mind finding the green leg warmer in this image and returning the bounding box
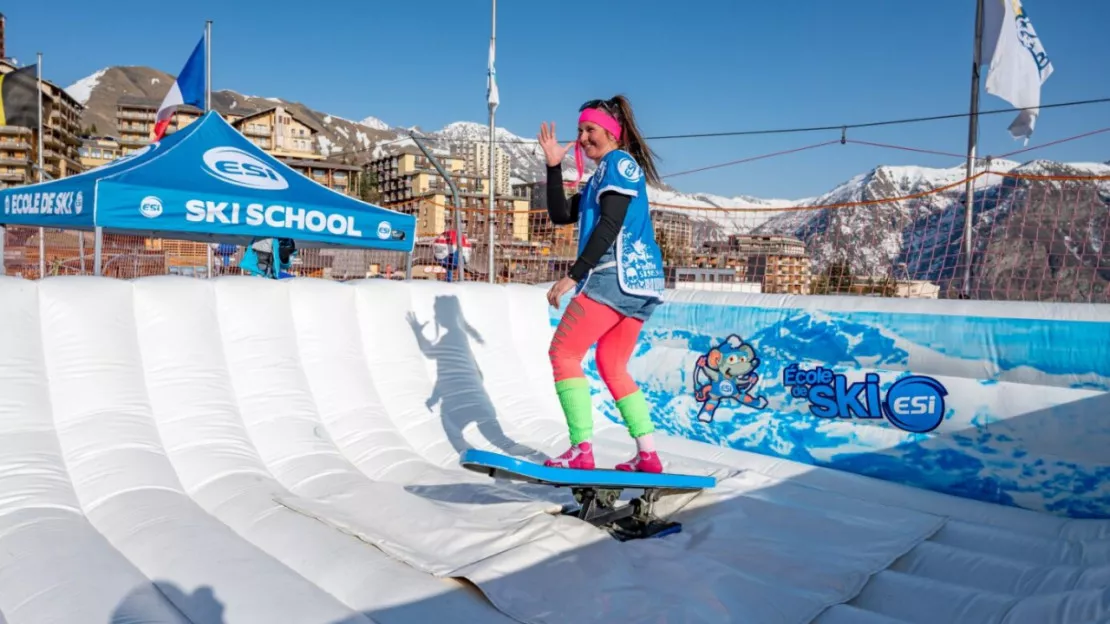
[555,377,593,444]
[615,390,655,438]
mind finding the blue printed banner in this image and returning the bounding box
[555,294,1110,519]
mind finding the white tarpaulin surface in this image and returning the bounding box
[0,275,1107,624]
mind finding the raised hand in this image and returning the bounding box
[537,122,575,167]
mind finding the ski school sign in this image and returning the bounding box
[782,364,949,433]
[3,190,85,217]
[183,199,366,238]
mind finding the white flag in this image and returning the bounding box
[981,0,1053,142]
[487,39,500,111]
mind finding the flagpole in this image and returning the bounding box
[205,20,214,278]
[486,0,497,284]
[205,20,212,112]
[960,0,985,298]
[37,52,45,280]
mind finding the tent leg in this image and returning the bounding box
[93,227,103,277]
[0,225,5,277]
[405,251,413,281]
[38,227,45,278]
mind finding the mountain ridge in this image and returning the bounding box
[64,65,1110,301]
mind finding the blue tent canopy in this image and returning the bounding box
[0,111,415,253]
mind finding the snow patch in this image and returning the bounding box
[64,68,108,105]
[359,116,391,131]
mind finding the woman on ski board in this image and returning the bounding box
[537,95,668,473]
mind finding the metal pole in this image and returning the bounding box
[410,131,465,280]
[205,20,214,278]
[37,52,45,279]
[94,227,102,276]
[960,0,985,298]
[205,21,212,112]
[486,0,497,284]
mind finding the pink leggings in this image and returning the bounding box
[549,293,643,401]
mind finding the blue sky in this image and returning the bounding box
[4,0,1108,199]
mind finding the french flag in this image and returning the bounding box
[152,35,206,141]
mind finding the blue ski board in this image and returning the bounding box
[460,449,716,491]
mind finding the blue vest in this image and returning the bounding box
[575,149,665,299]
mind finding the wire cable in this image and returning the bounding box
[660,140,840,179]
[312,96,1110,160]
[637,97,1110,143]
[997,126,1110,159]
[652,126,1110,185]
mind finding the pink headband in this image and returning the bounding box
[571,108,622,188]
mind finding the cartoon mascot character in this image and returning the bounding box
[693,334,768,423]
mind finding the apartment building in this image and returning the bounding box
[0,59,85,187]
[115,96,203,155]
[370,147,467,236]
[285,158,360,195]
[402,191,528,243]
[519,177,587,257]
[464,142,511,195]
[650,209,694,264]
[695,234,812,294]
[231,105,319,161]
[0,126,32,187]
[370,147,527,241]
[78,136,123,168]
[107,99,360,196]
[371,148,470,203]
[227,106,359,195]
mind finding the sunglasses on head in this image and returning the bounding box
[579,99,618,115]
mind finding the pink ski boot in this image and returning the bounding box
[543,441,595,469]
[615,451,663,473]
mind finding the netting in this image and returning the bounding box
[4,170,1107,303]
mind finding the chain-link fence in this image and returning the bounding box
[4,169,1107,303]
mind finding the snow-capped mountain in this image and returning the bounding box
[749,159,1110,299]
[380,120,588,182]
[358,116,391,132]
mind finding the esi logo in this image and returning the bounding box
[376,220,392,240]
[139,195,163,218]
[616,157,642,183]
[783,364,948,433]
[202,147,289,190]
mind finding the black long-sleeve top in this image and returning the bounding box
[545,165,630,281]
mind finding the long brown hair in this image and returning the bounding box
[587,95,662,186]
